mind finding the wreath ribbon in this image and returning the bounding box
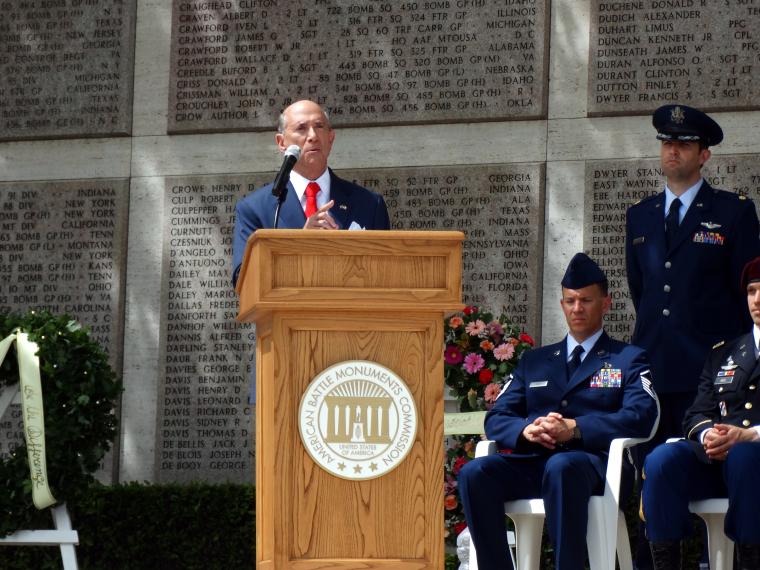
[0,330,56,510]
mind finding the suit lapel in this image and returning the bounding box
[546,342,568,387]
[329,171,351,229]
[731,333,759,380]
[667,182,713,254]
[276,182,307,228]
[644,194,667,257]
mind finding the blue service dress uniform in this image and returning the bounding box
[626,182,760,427]
[231,169,390,285]
[643,332,760,545]
[459,332,659,570]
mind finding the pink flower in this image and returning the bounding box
[444,345,464,365]
[493,343,515,361]
[487,321,504,337]
[449,316,464,328]
[484,382,502,403]
[465,319,486,336]
[463,353,485,374]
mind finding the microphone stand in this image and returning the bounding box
[273,187,287,229]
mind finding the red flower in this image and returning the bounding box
[478,368,494,384]
[452,456,468,475]
[454,522,467,535]
[463,306,478,315]
[519,333,535,346]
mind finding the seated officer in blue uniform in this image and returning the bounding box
[459,253,659,570]
[643,256,760,570]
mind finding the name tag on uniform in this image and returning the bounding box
[693,231,725,245]
[529,381,548,388]
[590,368,622,388]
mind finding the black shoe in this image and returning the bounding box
[737,543,760,570]
[649,541,680,570]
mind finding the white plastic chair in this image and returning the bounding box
[469,393,660,570]
[665,438,733,570]
[690,499,732,570]
[468,437,641,570]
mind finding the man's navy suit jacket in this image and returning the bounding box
[626,181,760,394]
[231,169,390,285]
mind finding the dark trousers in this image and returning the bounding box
[632,391,696,569]
[643,440,760,544]
[459,451,613,570]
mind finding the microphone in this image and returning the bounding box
[271,145,301,199]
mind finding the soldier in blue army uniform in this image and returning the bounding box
[459,253,659,570]
[643,256,760,570]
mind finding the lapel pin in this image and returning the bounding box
[339,204,348,210]
[553,350,561,357]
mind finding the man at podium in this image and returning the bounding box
[231,99,390,285]
[459,253,659,570]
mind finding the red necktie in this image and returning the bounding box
[305,182,320,218]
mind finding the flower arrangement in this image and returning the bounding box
[444,306,534,412]
[443,305,534,546]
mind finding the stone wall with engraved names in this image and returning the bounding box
[343,163,545,337]
[157,164,544,481]
[589,0,760,115]
[583,154,760,341]
[0,179,129,473]
[168,0,549,132]
[0,0,136,141]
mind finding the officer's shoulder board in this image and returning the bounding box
[630,193,660,208]
[714,188,749,203]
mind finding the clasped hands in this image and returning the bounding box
[702,423,760,461]
[522,412,576,450]
[303,200,339,230]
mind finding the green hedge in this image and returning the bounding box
[0,483,255,570]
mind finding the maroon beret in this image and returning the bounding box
[740,256,760,293]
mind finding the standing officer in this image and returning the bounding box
[643,256,760,570]
[626,104,760,569]
[626,104,760,442]
[459,253,659,570]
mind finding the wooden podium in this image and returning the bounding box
[236,230,463,570]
